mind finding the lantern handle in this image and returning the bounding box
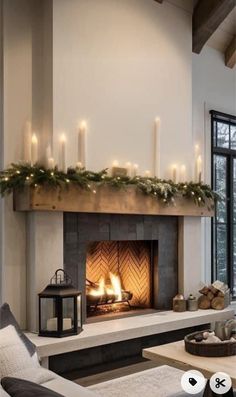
[50,268,72,285]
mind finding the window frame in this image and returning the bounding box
[211,110,236,298]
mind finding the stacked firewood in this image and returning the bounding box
[198,280,230,310]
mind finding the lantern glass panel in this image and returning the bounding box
[62,297,74,331]
[40,297,57,331]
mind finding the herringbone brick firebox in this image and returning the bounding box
[64,213,178,322]
[86,241,152,309]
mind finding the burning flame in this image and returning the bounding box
[89,277,105,296]
[89,272,122,301]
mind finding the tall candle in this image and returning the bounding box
[31,133,38,165]
[76,161,82,169]
[48,157,55,169]
[197,155,202,183]
[172,165,178,183]
[180,165,186,183]
[153,118,160,178]
[59,134,66,172]
[145,170,151,178]
[24,121,32,163]
[133,164,139,177]
[194,144,200,181]
[78,121,87,168]
[126,162,132,177]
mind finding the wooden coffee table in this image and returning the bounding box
[143,340,236,388]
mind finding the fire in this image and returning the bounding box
[89,272,122,301]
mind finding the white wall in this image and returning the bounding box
[1,0,33,327]
[53,0,193,179]
[1,0,53,327]
[51,0,208,306]
[192,46,236,283]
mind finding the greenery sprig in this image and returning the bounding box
[0,163,219,208]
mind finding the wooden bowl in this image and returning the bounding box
[185,330,236,357]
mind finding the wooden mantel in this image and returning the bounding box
[13,185,214,217]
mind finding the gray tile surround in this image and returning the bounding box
[64,214,178,321]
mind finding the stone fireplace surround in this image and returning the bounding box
[64,213,178,322]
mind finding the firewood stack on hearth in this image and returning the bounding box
[198,280,230,310]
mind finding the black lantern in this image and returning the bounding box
[38,269,82,338]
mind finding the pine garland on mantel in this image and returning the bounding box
[0,163,219,208]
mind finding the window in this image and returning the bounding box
[211,110,236,298]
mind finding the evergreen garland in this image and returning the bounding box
[0,163,219,208]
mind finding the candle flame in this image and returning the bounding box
[197,155,202,164]
[60,133,66,143]
[80,121,87,129]
[112,160,119,167]
[31,133,38,144]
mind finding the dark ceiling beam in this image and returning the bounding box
[193,0,236,54]
[225,35,236,68]
[154,0,164,3]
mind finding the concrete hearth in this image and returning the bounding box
[27,308,234,370]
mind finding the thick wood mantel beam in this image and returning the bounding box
[193,0,236,54]
[225,35,236,68]
[13,186,214,217]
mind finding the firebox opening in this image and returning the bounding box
[86,241,156,318]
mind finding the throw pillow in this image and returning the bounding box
[0,325,39,380]
[0,303,35,356]
[1,377,64,397]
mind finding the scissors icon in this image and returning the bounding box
[215,378,226,388]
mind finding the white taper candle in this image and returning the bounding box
[172,165,178,183]
[180,165,186,183]
[59,134,66,172]
[133,164,139,177]
[31,133,38,165]
[197,155,202,183]
[78,121,87,168]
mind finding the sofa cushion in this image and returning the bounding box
[0,325,38,380]
[1,377,64,397]
[0,304,35,357]
[43,377,99,397]
[0,325,54,385]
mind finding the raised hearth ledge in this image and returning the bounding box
[14,185,214,217]
[26,308,234,362]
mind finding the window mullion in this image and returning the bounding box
[227,155,233,290]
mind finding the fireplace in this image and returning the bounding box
[64,213,178,322]
[86,241,155,316]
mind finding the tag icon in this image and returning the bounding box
[181,370,206,395]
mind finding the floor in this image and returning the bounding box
[65,357,160,387]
